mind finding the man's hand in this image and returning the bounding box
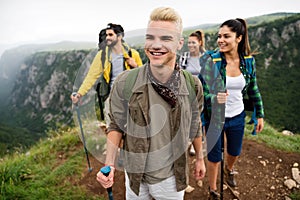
[126,57,138,68]
[70,92,82,104]
[194,159,206,180]
[96,166,115,188]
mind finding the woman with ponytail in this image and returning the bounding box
[179,30,207,156]
[179,30,206,76]
[201,18,264,199]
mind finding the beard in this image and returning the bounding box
[107,39,118,47]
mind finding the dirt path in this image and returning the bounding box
[79,139,300,200]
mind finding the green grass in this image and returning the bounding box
[0,127,105,200]
[290,191,300,200]
[244,116,300,153]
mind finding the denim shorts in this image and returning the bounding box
[206,111,246,162]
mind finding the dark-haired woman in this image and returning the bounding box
[200,18,264,199]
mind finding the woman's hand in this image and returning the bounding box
[217,91,229,104]
[256,118,264,133]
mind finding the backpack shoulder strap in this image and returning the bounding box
[180,52,189,69]
[128,49,132,57]
[243,55,254,75]
[100,48,107,70]
[211,52,222,79]
[199,49,216,74]
[124,67,140,101]
[182,70,196,103]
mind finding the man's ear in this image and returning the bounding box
[177,37,184,51]
[118,34,123,41]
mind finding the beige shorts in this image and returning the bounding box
[125,173,184,200]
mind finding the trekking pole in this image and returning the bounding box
[220,129,224,200]
[100,166,114,200]
[72,93,93,172]
[220,90,226,200]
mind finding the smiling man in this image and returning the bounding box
[70,23,143,125]
[96,7,206,200]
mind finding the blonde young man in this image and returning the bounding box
[96,7,206,199]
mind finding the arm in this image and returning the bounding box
[77,51,103,96]
[198,57,218,121]
[70,51,103,103]
[189,77,204,139]
[190,76,206,180]
[96,72,128,188]
[247,58,264,132]
[96,130,123,189]
[192,136,206,180]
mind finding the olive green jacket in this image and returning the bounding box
[108,64,203,195]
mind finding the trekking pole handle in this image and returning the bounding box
[72,92,80,106]
[100,166,114,200]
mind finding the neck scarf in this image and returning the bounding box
[147,64,180,108]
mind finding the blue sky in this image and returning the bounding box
[0,0,299,45]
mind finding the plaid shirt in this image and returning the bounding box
[199,51,264,127]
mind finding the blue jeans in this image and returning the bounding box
[207,111,246,162]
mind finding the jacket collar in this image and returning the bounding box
[132,63,189,96]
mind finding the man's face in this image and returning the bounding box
[144,21,183,68]
[106,29,119,47]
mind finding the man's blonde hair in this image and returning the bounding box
[149,7,183,35]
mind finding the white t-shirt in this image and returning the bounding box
[225,73,246,118]
[186,57,201,76]
[110,52,124,86]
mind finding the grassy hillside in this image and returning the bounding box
[0,120,300,200]
[0,126,104,200]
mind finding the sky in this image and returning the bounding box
[0,0,299,46]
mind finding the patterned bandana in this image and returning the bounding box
[147,64,181,108]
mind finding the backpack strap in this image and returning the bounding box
[182,70,196,103]
[128,49,132,57]
[100,48,106,71]
[244,55,254,75]
[124,67,140,101]
[179,52,189,69]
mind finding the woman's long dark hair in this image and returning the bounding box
[220,18,252,56]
